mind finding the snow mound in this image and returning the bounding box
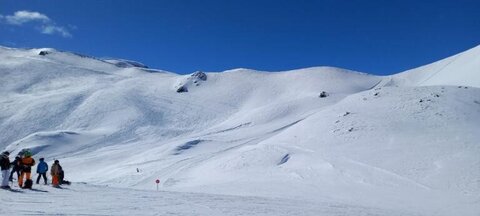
[390,45,480,88]
[5,130,104,160]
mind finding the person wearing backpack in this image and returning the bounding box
[18,150,35,188]
[50,160,62,187]
[0,151,10,189]
[36,158,48,185]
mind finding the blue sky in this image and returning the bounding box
[0,0,479,75]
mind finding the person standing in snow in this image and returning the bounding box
[0,151,10,189]
[50,160,63,187]
[36,158,48,185]
[18,150,35,188]
[9,155,21,182]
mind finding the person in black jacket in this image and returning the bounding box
[0,151,10,189]
[9,155,21,182]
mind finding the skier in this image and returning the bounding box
[36,158,48,185]
[9,155,21,182]
[0,151,10,189]
[18,150,35,188]
[50,160,62,187]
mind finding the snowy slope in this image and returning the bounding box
[103,58,149,68]
[0,45,479,216]
[387,45,480,88]
[0,183,420,216]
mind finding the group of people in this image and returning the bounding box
[0,149,66,189]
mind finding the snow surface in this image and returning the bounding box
[103,58,149,68]
[0,183,422,216]
[386,45,480,88]
[0,45,479,215]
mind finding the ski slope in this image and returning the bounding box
[0,183,422,216]
[0,45,479,216]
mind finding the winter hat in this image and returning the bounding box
[24,151,32,157]
[39,158,44,161]
[54,160,59,163]
[2,151,9,156]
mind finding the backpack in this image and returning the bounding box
[0,155,9,170]
[24,179,33,189]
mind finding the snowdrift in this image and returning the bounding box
[388,45,480,88]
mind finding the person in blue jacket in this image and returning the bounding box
[36,158,48,185]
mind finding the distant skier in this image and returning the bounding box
[0,151,10,189]
[18,150,35,188]
[51,160,63,187]
[36,158,48,185]
[9,155,21,182]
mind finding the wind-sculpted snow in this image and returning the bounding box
[0,45,479,215]
[103,58,149,68]
[389,45,480,88]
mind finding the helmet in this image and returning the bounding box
[1,151,9,156]
[24,150,32,157]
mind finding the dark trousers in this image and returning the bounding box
[36,173,47,184]
[9,169,20,181]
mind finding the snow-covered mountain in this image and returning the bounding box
[0,45,479,216]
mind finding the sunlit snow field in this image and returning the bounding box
[0,45,479,215]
